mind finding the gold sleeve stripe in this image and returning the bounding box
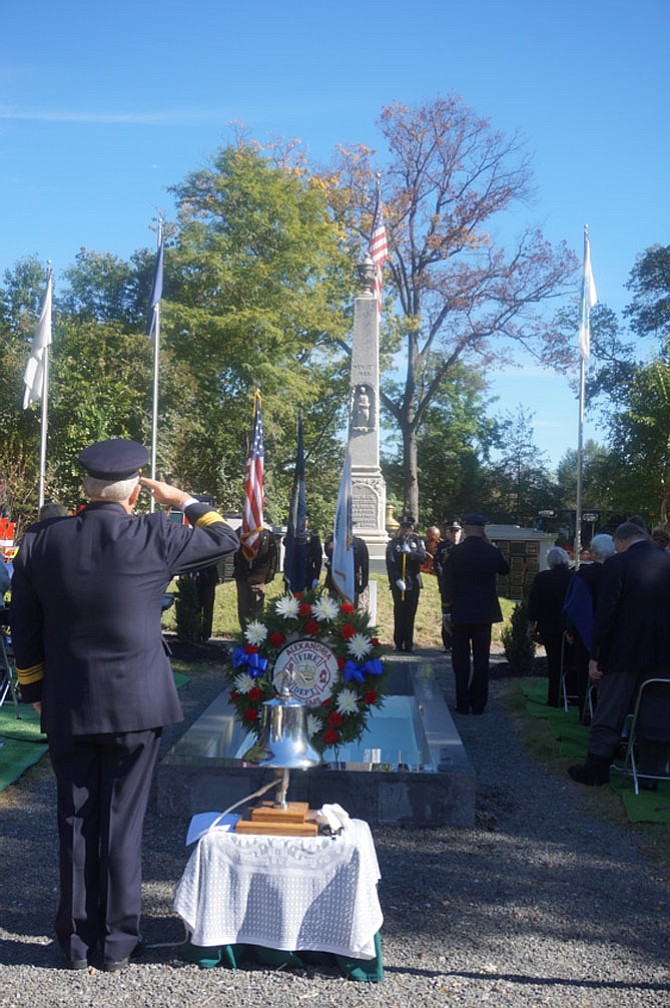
[194,511,227,528]
[17,662,45,685]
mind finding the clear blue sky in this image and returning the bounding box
[2,0,668,469]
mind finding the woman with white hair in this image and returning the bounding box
[564,533,616,719]
[527,546,574,707]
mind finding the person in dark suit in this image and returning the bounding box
[234,526,278,629]
[10,439,238,972]
[568,521,670,786]
[385,515,427,652]
[442,513,510,714]
[526,546,574,707]
[433,520,463,651]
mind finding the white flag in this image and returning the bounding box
[23,273,53,408]
[578,229,597,360]
[330,446,355,605]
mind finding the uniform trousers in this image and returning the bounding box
[49,727,161,964]
[235,579,266,630]
[390,586,420,650]
[451,622,492,714]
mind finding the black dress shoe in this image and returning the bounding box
[568,753,611,786]
[101,939,144,973]
[101,956,129,973]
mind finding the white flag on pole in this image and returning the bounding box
[330,446,355,605]
[23,273,53,408]
[578,228,597,360]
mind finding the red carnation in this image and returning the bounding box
[243,643,258,655]
[340,602,355,614]
[364,690,378,705]
[326,711,343,727]
[229,690,238,701]
[336,656,346,670]
[323,728,340,744]
[243,708,259,722]
[295,592,303,599]
[321,697,333,707]
[299,602,312,617]
[269,630,285,647]
[248,686,262,701]
[340,623,357,640]
[371,637,380,647]
[305,619,320,635]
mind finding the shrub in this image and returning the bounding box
[501,599,536,676]
[175,574,202,643]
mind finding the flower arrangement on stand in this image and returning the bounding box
[224,589,388,754]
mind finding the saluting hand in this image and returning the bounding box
[139,477,192,510]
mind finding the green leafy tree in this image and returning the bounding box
[327,96,577,520]
[485,405,557,524]
[555,440,616,510]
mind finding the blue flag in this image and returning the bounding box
[147,239,164,336]
[330,446,354,604]
[283,416,309,593]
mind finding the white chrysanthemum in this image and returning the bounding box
[244,620,268,646]
[336,689,359,715]
[275,596,300,619]
[346,633,371,661]
[234,672,255,694]
[307,713,321,736]
[313,596,339,622]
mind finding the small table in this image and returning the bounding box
[174,818,383,977]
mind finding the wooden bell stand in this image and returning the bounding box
[235,768,318,837]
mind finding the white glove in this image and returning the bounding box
[395,579,406,591]
[315,803,351,833]
[400,543,411,553]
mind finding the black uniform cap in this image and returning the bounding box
[399,514,415,527]
[78,439,149,480]
[447,520,463,530]
[462,513,488,527]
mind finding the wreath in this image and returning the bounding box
[224,588,388,754]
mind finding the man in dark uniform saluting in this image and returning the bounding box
[10,439,238,972]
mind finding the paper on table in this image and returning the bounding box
[185,812,240,846]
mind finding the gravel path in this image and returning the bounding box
[1,651,669,1008]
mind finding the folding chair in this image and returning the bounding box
[618,677,670,795]
[559,631,580,712]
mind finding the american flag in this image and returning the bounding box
[240,391,265,564]
[368,189,388,315]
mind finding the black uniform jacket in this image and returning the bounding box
[385,534,427,591]
[11,501,238,736]
[442,535,509,624]
[591,538,670,676]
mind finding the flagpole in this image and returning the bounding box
[575,351,585,569]
[150,223,162,512]
[574,224,595,569]
[37,262,52,510]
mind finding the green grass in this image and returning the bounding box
[161,572,516,651]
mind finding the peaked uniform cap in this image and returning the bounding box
[462,513,488,527]
[78,439,149,480]
[399,514,415,526]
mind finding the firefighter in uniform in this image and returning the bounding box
[10,439,238,972]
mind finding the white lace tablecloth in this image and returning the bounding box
[174,818,383,959]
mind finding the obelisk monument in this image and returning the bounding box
[349,258,388,572]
